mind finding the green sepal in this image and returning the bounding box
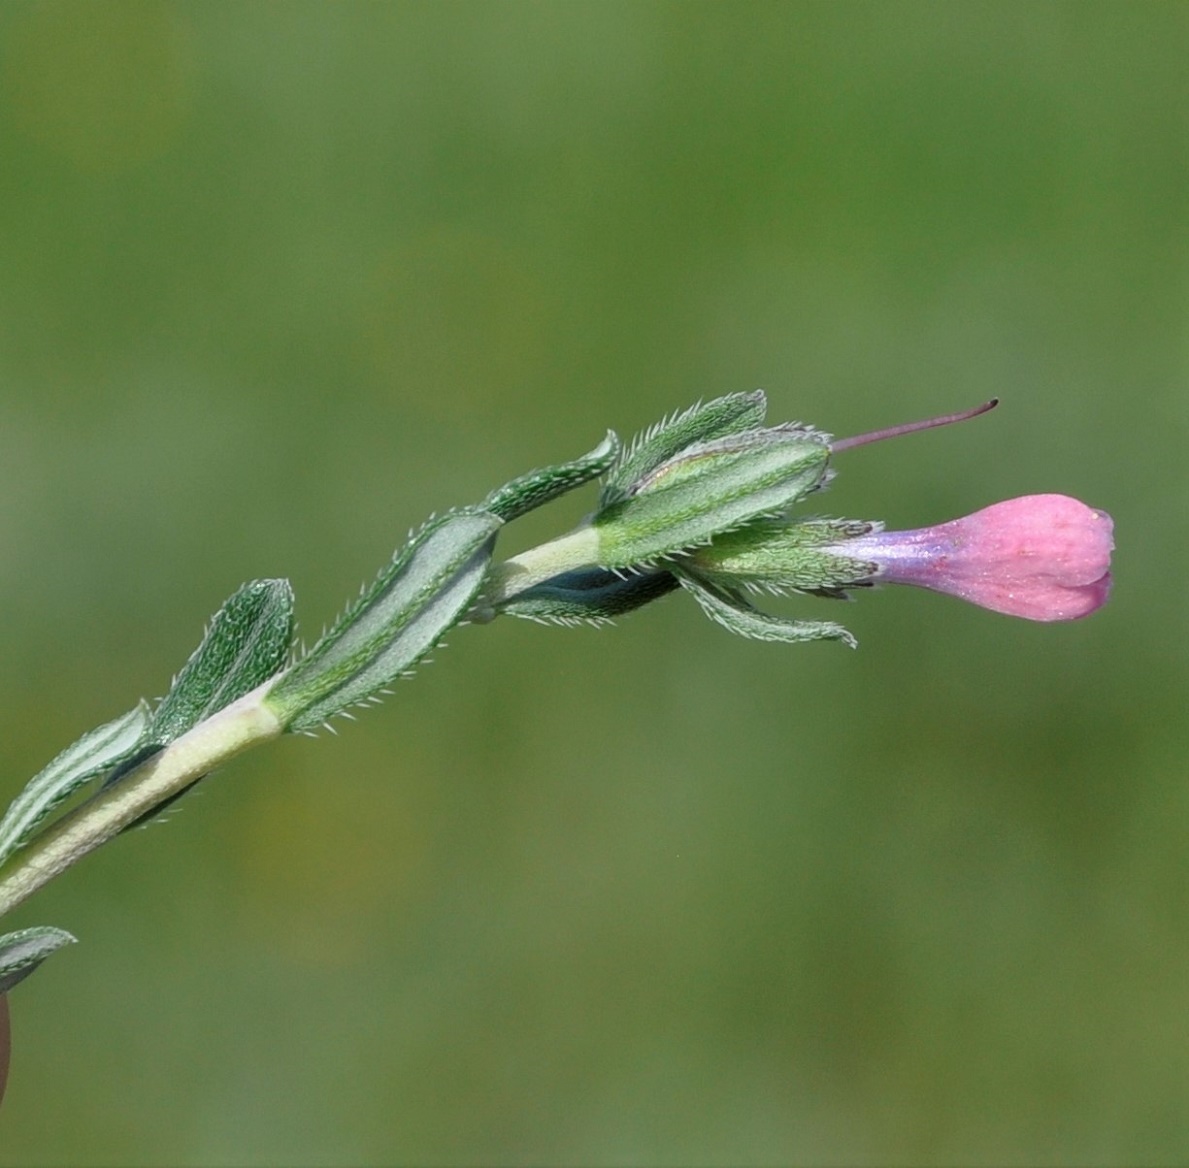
[594,425,831,569]
[498,567,679,626]
[601,391,768,507]
[0,703,151,866]
[0,926,76,994]
[483,432,620,522]
[682,518,879,596]
[675,569,857,647]
[149,579,295,743]
[268,509,501,732]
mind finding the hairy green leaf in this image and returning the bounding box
[149,579,295,743]
[0,926,75,994]
[484,432,620,522]
[498,567,679,625]
[675,569,856,647]
[601,391,768,506]
[0,704,151,866]
[268,509,500,731]
[594,426,831,568]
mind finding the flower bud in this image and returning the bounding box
[820,494,1114,621]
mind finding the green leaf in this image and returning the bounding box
[0,703,151,866]
[675,569,856,647]
[268,508,501,731]
[483,432,620,522]
[149,579,295,743]
[594,425,831,568]
[498,567,679,626]
[0,926,76,994]
[601,391,768,507]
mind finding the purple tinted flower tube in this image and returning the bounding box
[822,494,1114,621]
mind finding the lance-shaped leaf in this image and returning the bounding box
[593,425,832,568]
[601,390,768,507]
[149,578,295,743]
[95,578,296,806]
[498,567,680,626]
[484,432,620,522]
[268,509,501,732]
[0,926,75,994]
[0,703,151,867]
[675,569,856,647]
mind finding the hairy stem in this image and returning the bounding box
[478,525,601,613]
[0,679,284,919]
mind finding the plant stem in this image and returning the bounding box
[0,526,600,918]
[478,525,601,612]
[0,680,284,920]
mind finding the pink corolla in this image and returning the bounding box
[824,494,1114,621]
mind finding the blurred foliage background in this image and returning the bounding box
[0,2,1184,1164]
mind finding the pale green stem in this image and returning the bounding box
[479,525,601,612]
[0,527,598,918]
[0,679,284,920]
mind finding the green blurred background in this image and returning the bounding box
[0,2,1184,1164]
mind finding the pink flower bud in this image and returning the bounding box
[826,494,1114,621]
